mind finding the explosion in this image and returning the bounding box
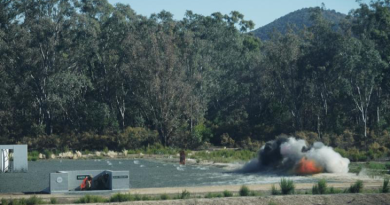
[239,137,350,175]
[294,157,322,175]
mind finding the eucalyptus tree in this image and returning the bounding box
[95,3,140,130]
[130,13,193,146]
[181,11,259,143]
[337,36,386,138]
[6,0,88,135]
[263,30,304,131]
[349,0,390,128]
[298,8,345,136]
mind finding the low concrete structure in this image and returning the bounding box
[49,170,130,193]
[0,145,28,172]
[1,149,9,172]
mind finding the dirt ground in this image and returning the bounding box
[0,182,386,204]
[35,194,390,205]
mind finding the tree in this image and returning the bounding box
[349,0,390,129]
[337,36,386,137]
[131,15,192,146]
[263,29,304,131]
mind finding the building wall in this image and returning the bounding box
[1,149,9,172]
[0,145,28,172]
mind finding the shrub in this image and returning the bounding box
[367,142,389,160]
[271,185,280,195]
[133,194,141,201]
[348,180,363,193]
[109,193,133,202]
[83,149,91,155]
[312,179,327,195]
[280,178,295,195]
[382,178,389,193]
[2,199,9,205]
[42,149,52,159]
[239,185,250,196]
[141,196,151,201]
[119,127,159,149]
[223,190,233,197]
[49,198,57,204]
[180,190,191,199]
[160,194,170,200]
[28,151,39,161]
[75,195,107,203]
[205,193,223,198]
[0,197,45,205]
[346,148,368,162]
[333,148,347,158]
[294,131,319,145]
[103,147,109,154]
[329,187,336,194]
[26,196,43,205]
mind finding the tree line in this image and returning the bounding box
[0,0,389,152]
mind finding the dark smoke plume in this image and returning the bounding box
[238,137,349,175]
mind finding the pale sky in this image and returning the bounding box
[107,0,370,29]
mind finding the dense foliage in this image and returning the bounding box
[0,0,390,154]
[252,7,346,40]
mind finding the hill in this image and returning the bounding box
[252,8,346,40]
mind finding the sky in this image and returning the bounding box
[107,0,371,29]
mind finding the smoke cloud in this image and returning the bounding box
[239,137,350,175]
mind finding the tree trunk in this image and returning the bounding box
[317,114,321,138]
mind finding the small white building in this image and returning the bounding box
[1,149,9,172]
[0,145,28,172]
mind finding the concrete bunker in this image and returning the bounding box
[49,170,129,193]
[0,145,28,173]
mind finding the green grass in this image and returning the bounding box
[1,196,44,205]
[280,178,295,195]
[328,186,344,194]
[349,162,390,177]
[109,193,134,202]
[159,194,170,200]
[205,192,223,198]
[75,195,108,203]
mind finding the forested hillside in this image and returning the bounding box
[0,0,389,157]
[252,7,346,40]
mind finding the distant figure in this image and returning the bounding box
[80,175,93,190]
[180,150,186,165]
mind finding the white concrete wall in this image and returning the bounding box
[1,149,9,172]
[0,145,28,172]
[49,170,130,193]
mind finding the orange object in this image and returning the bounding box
[80,176,92,190]
[80,177,88,190]
[294,157,323,175]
